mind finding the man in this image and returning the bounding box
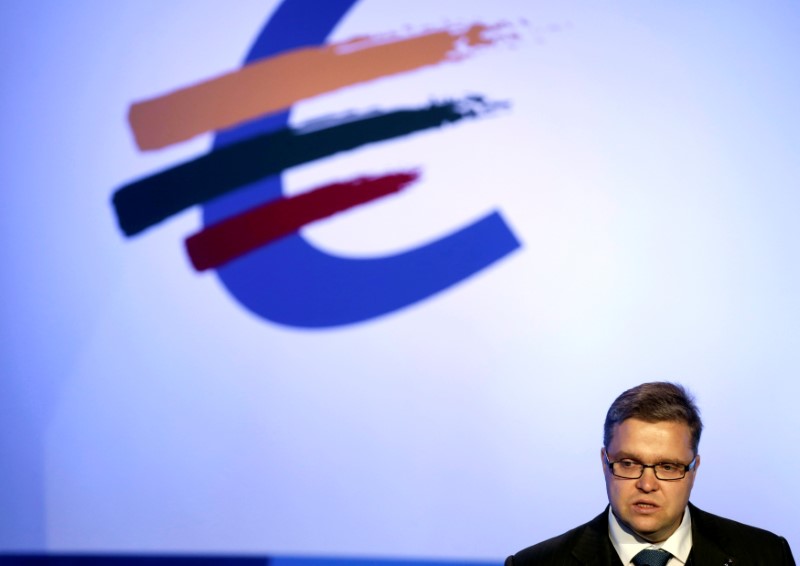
[505,382,795,565]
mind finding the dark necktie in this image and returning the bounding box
[632,548,672,566]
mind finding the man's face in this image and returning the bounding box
[602,418,700,542]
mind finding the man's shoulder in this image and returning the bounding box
[507,524,585,563]
[505,511,610,566]
[691,502,786,541]
[690,503,795,562]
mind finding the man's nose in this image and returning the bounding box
[636,466,660,492]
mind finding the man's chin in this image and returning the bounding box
[619,514,668,543]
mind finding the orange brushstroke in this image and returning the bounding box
[129,22,515,151]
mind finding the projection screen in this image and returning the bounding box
[1,0,798,560]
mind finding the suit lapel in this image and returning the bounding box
[688,503,737,566]
[688,536,733,566]
[571,509,625,566]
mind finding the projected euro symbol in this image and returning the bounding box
[111,0,522,327]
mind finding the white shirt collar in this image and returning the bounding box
[608,505,693,565]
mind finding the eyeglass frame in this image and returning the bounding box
[603,450,698,481]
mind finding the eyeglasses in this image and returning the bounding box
[604,451,697,481]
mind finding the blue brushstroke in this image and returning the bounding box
[203,0,521,327]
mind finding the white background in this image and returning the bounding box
[1,0,799,559]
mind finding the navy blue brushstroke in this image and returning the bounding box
[113,97,504,236]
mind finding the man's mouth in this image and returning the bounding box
[632,501,660,513]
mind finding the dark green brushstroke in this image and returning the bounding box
[112,96,508,237]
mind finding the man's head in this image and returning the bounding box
[601,382,703,542]
[604,382,703,454]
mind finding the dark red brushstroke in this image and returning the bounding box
[185,170,420,271]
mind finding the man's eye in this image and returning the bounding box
[619,460,637,468]
[659,463,677,472]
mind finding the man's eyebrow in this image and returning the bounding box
[610,451,686,463]
[610,451,640,460]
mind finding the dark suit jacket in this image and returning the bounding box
[505,502,795,565]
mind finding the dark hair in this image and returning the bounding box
[603,382,703,454]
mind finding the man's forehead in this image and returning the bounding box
[610,418,694,448]
[614,417,692,430]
